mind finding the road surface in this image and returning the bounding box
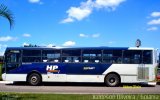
[0,82,160,94]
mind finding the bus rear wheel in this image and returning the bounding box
[105,73,120,87]
[28,73,41,86]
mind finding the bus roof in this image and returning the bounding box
[5,46,155,51]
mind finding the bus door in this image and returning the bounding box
[5,50,21,73]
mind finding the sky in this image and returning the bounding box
[0,0,160,55]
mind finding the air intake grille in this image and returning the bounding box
[138,66,149,80]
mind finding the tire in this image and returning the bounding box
[28,73,41,86]
[105,73,120,87]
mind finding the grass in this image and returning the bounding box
[0,93,91,100]
[0,93,160,100]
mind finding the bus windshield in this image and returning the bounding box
[5,50,21,73]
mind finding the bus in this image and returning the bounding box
[2,46,158,86]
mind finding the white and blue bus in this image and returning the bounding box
[2,47,158,86]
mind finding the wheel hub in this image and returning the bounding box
[31,76,37,83]
[109,78,115,83]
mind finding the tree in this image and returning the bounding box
[0,4,14,29]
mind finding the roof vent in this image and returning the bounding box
[135,39,141,48]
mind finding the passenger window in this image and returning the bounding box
[103,50,113,63]
[103,50,122,64]
[112,50,122,64]
[23,50,41,56]
[82,50,102,63]
[123,50,142,64]
[22,50,41,62]
[22,57,41,62]
[62,49,81,63]
[143,50,152,64]
[42,50,61,63]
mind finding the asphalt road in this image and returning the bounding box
[0,82,160,94]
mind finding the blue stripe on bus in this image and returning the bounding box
[7,63,112,75]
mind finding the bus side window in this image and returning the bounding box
[103,50,113,64]
[117,58,122,63]
[22,50,41,62]
[62,49,81,63]
[123,50,142,64]
[112,50,122,64]
[82,49,102,63]
[143,50,152,64]
[42,50,61,63]
[73,57,80,63]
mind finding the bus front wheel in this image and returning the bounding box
[28,73,41,86]
[104,73,120,87]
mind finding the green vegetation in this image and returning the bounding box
[0,4,14,29]
[0,93,160,100]
[1,93,90,100]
